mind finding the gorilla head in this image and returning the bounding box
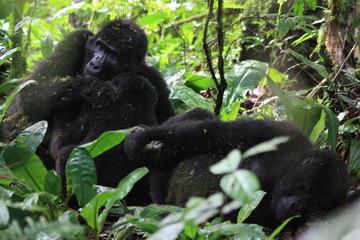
[83,20,149,80]
[270,149,348,221]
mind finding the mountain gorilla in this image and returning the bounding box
[1,19,174,205]
[124,108,349,225]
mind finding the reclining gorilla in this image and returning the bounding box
[1,19,174,205]
[124,108,349,225]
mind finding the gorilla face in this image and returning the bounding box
[84,38,121,80]
[83,19,149,81]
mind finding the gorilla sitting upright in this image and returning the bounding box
[124,108,349,225]
[1,19,174,205]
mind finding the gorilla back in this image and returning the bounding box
[125,108,349,225]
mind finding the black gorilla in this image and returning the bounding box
[124,108,349,225]
[1,19,174,205]
[3,19,173,140]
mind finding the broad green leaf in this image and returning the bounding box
[15,121,48,151]
[348,139,360,170]
[220,170,260,202]
[80,191,113,228]
[41,33,54,58]
[98,168,149,226]
[184,223,197,239]
[184,72,215,92]
[267,76,322,136]
[285,49,329,79]
[306,0,316,10]
[309,109,325,143]
[202,222,266,238]
[44,170,62,198]
[224,60,267,108]
[3,142,47,191]
[278,19,290,39]
[66,147,97,206]
[293,0,305,15]
[140,205,181,219]
[138,13,168,25]
[210,149,242,174]
[321,106,339,151]
[219,102,241,121]
[81,129,131,158]
[237,190,266,223]
[243,136,289,159]
[173,83,213,110]
[0,80,36,122]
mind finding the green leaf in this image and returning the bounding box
[267,76,322,136]
[15,121,48,151]
[321,106,339,151]
[293,0,305,15]
[140,205,181,220]
[44,170,62,198]
[348,139,360,170]
[277,19,290,39]
[243,136,289,159]
[65,147,97,206]
[3,142,47,191]
[306,0,317,10]
[269,215,301,239]
[184,72,215,92]
[138,12,168,25]
[237,190,266,223]
[98,168,149,226]
[81,129,130,158]
[309,109,326,143]
[0,0,12,19]
[41,33,54,58]
[80,191,113,228]
[0,80,36,122]
[285,49,329,79]
[224,60,267,108]
[220,170,260,202]
[172,82,213,110]
[210,149,242,175]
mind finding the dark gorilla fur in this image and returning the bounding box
[125,108,349,225]
[1,19,174,205]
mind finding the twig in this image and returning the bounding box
[202,0,219,89]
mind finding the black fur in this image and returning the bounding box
[125,108,349,225]
[1,19,174,205]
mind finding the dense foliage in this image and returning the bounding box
[0,0,358,239]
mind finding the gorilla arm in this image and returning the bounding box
[29,30,93,81]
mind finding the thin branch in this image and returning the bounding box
[202,0,219,89]
[214,0,227,115]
